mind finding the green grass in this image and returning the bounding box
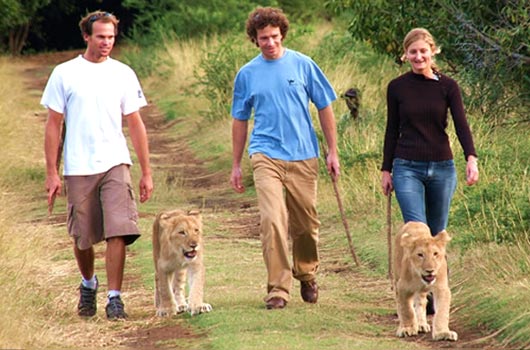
[134,21,530,348]
[1,18,529,348]
[168,226,410,350]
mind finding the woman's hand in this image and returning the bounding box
[466,156,479,186]
[381,170,394,196]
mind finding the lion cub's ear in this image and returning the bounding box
[400,232,416,248]
[434,230,452,244]
[187,210,202,219]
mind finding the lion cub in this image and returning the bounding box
[152,209,212,316]
[393,221,457,341]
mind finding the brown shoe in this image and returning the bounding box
[300,280,318,303]
[266,297,287,310]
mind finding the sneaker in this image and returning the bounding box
[106,296,128,320]
[78,277,98,317]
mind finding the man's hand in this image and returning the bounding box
[139,173,154,203]
[46,174,62,215]
[326,152,340,183]
[230,166,245,193]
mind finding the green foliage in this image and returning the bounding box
[450,126,530,248]
[452,242,530,349]
[121,0,332,83]
[193,36,255,121]
[307,30,358,67]
[121,0,286,78]
[0,0,21,30]
[120,22,175,78]
[324,0,530,124]
[0,0,49,30]
[194,24,322,121]
[122,0,331,42]
[0,0,51,54]
[123,0,278,39]
[277,0,331,23]
[128,21,529,348]
[453,183,530,246]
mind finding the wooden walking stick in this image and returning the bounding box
[331,176,361,267]
[386,192,394,289]
[322,146,360,267]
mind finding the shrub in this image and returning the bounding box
[324,0,530,124]
[194,36,256,121]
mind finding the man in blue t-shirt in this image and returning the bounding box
[230,7,340,310]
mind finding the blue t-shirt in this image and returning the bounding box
[231,48,336,161]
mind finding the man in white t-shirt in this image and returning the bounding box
[41,11,153,321]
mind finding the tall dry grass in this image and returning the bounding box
[2,17,526,347]
[0,57,64,348]
[118,34,415,350]
[0,55,143,349]
[143,23,530,346]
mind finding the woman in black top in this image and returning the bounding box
[381,28,479,236]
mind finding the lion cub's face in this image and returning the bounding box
[394,222,457,341]
[401,225,451,286]
[158,210,203,261]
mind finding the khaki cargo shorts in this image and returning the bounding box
[65,164,140,250]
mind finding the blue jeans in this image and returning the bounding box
[392,158,457,235]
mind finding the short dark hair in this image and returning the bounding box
[79,10,119,37]
[246,7,289,47]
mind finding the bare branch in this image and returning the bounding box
[441,2,530,65]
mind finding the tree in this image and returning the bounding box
[325,0,530,123]
[122,0,279,39]
[0,0,51,55]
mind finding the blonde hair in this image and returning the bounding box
[401,28,441,72]
[79,11,119,37]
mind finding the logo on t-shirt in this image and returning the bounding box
[138,90,143,99]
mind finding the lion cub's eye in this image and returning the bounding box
[417,253,424,258]
[178,230,186,236]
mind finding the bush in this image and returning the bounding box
[325,0,530,124]
[194,23,319,121]
[121,22,174,78]
[193,36,256,121]
[123,0,278,39]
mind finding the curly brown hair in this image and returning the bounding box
[246,7,289,47]
[79,10,119,37]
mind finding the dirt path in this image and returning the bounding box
[120,103,260,350]
[26,50,257,349]
[25,51,500,350]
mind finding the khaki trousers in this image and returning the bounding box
[251,153,320,302]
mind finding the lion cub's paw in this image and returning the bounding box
[156,307,176,317]
[189,303,212,316]
[176,304,189,314]
[396,325,418,337]
[418,323,431,333]
[433,330,458,341]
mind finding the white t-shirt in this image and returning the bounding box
[41,55,147,176]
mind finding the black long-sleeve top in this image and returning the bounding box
[381,71,477,172]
